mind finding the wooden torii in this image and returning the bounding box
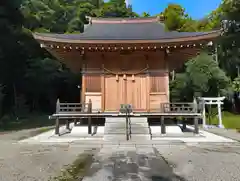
[198,97,225,128]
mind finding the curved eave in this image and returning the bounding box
[33,31,220,45]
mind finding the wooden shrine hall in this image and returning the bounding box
[33,16,219,113]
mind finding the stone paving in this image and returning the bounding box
[80,142,240,181]
[204,128,240,142]
[82,146,183,181]
[1,128,240,181]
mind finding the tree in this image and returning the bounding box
[0,85,5,117]
[142,12,150,17]
[0,0,29,113]
[216,0,240,79]
[98,1,138,17]
[171,53,230,101]
[161,3,187,31]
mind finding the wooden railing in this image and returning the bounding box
[56,99,90,113]
[162,102,198,113]
[54,99,92,135]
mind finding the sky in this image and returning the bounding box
[129,0,222,19]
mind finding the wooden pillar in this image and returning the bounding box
[146,72,150,112]
[55,99,60,135]
[74,119,77,126]
[81,64,86,104]
[194,117,199,134]
[101,64,105,112]
[182,118,187,130]
[66,119,70,130]
[88,99,92,135]
[161,116,166,134]
[217,102,224,128]
[202,102,206,128]
[55,118,60,135]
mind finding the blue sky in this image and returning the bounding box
[130,0,222,19]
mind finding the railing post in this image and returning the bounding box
[193,98,198,113]
[74,119,77,126]
[88,99,92,135]
[194,117,199,134]
[55,99,60,135]
[126,108,130,141]
[161,116,166,134]
[66,119,70,130]
[182,118,187,130]
[193,98,199,134]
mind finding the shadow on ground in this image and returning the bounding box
[82,148,187,181]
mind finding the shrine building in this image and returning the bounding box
[33,16,219,112]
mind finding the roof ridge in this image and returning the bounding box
[86,16,163,24]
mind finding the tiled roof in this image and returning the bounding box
[34,17,218,41]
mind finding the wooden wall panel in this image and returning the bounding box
[126,75,147,111]
[85,75,101,92]
[104,75,125,111]
[149,72,168,93]
[149,93,168,111]
[147,51,166,70]
[85,93,101,112]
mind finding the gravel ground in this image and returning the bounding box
[155,143,240,181]
[0,129,97,181]
[205,128,240,142]
[1,129,240,181]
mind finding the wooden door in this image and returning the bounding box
[104,75,125,111]
[105,74,148,111]
[126,75,147,111]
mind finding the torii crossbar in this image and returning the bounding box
[198,97,225,128]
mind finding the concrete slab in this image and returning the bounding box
[152,125,236,143]
[71,126,90,135]
[150,125,183,135]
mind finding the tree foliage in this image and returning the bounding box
[1,0,240,124]
[171,53,230,101]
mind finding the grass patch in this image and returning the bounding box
[51,153,93,181]
[17,126,54,140]
[0,113,55,132]
[211,111,240,129]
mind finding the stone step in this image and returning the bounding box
[130,134,151,141]
[104,126,149,131]
[130,122,149,126]
[103,134,127,141]
[104,129,128,134]
[104,124,149,129]
[130,128,150,134]
[104,123,126,127]
[105,117,148,123]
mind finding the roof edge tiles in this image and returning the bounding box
[33,17,220,44]
[33,30,220,44]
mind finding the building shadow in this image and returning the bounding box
[152,175,187,181]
